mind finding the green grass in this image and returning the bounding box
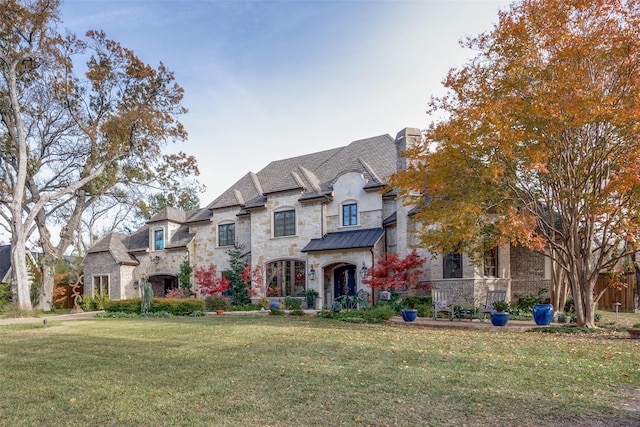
[1,316,639,426]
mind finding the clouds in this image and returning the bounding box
[61,0,509,204]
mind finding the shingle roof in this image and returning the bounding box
[148,206,187,223]
[0,245,12,282]
[88,233,139,265]
[207,134,396,210]
[165,225,195,249]
[301,228,385,253]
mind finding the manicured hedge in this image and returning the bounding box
[105,298,205,315]
[401,296,432,308]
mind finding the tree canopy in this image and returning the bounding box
[390,0,640,327]
[0,0,201,310]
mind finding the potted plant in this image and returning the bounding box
[490,300,510,326]
[206,295,231,315]
[302,288,319,309]
[627,323,640,339]
[401,298,418,322]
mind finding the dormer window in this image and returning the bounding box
[154,229,164,251]
[342,203,357,226]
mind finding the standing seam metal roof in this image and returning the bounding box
[301,228,385,252]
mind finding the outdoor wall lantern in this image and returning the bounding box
[152,255,161,265]
[309,267,316,281]
[360,262,368,278]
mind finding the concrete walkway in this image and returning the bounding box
[0,310,541,332]
[389,316,540,332]
[0,311,99,326]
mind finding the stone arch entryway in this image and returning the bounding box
[322,262,357,305]
[334,265,356,299]
[149,274,177,297]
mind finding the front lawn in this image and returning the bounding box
[0,315,639,426]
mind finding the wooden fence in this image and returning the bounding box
[53,283,84,309]
[595,273,636,312]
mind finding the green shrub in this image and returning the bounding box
[189,310,206,317]
[416,303,432,318]
[80,295,97,311]
[106,298,204,315]
[492,300,510,312]
[140,311,174,318]
[270,308,284,315]
[105,299,142,313]
[95,311,140,318]
[230,303,261,311]
[376,298,402,314]
[284,296,302,310]
[318,305,396,324]
[94,292,110,310]
[360,305,396,323]
[514,289,548,312]
[289,309,305,316]
[257,297,270,310]
[205,296,232,311]
[0,283,12,309]
[402,296,432,309]
[153,298,205,315]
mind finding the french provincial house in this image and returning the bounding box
[83,128,551,308]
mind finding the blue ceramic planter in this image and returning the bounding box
[269,301,280,310]
[491,312,509,326]
[532,303,554,325]
[401,309,418,322]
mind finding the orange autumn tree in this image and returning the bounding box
[390,0,640,328]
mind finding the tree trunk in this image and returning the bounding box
[5,55,32,311]
[568,267,597,328]
[549,255,569,313]
[37,254,55,311]
[11,232,32,311]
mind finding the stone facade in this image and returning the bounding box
[83,128,549,308]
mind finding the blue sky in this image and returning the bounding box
[60,0,511,204]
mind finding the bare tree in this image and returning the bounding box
[0,1,200,310]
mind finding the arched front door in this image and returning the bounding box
[149,275,177,297]
[334,265,356,299]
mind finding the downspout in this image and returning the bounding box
[369,247,375,305]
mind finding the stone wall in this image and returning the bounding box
[83,251,119,298]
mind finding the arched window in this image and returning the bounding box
[267,260,306,297]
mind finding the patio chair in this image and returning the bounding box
[479,290,507,322]
[432,289,454,320]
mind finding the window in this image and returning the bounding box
[218,223,235,247]
[154,229,164,251]
[267,260,306,297]
[443,252,462,279]
[274,210,296,237]
[342,203,357,226]
[484,246,498,277]
[93,275,109,297]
